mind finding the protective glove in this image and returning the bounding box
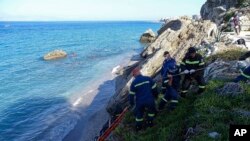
[190,69,196,74]
[183,70,189,74]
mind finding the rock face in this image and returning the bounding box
[216,82,244,96]
[240,9,250,31]
[200,0,238,24]
[140,29,156,43]
[43,50,67,60]
[204,60,239,82]
[201,0,250,28]
[106,18,218,115]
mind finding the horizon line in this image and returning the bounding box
[0,20,162,22]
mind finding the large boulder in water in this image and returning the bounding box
[140,29,156,43]
[43,50,67,60]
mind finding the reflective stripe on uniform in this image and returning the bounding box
[199,62,205,66]
[162,97,168,102]
[241,72,250,79]
[129,91,135,95]
[136,118,143,122]
[164,80,169,83]
[148,113,155,117]
[181,90,188,93]
[199,85,206,89]
[135,81,150,87]
[185,60,200,65]
[152,83,157,89]
[171,100,178,103]
[180,61,186,65]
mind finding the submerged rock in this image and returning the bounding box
[44,50,67,60]
[140,29,156,43]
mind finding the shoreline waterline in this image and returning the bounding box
[0,21,161,141]
[62,51,143,141]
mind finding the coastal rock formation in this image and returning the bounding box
[200,0,238,24]
[139,29,156,43]
[107,18,218,115]
[201,0,250,28]
[203,59,250,82]
[43,50,67,60]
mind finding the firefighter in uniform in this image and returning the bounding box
[129,67,158,131]
[158,61,181,111]
[180,47,206,97]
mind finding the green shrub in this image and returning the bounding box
[113,80,250,141]
[237,0,250,7]
[205,49,247,63]
[114,80,250,141]
[223,12,235,22]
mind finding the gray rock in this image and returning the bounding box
[208,132,220,139]
[200,0,250,29]
[140,29,156,43]
[201,0,238,24]
[233,108,250,117]
[216,82,244,96]
[157,20,183,35]
[237,60,250,69]
[204,60,239,82]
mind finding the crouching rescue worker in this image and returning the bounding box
[180,47,206,97]
[129,67,158,131]
[234,66,250,82]
[159,53,181,111]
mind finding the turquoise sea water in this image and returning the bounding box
[0,21,160,141]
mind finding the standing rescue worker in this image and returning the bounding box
[180,47,206,97]
[158,59,181,111]
[129,67,158,131]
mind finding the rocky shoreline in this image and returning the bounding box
[92,0,250,140]
[106,0,250,117]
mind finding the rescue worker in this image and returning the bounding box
[234,66,250,82]
[160,51,176,77]
[129,67,158,131]
[180,47,206,97]
[233,12,241,35]
[158,60,181,111]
